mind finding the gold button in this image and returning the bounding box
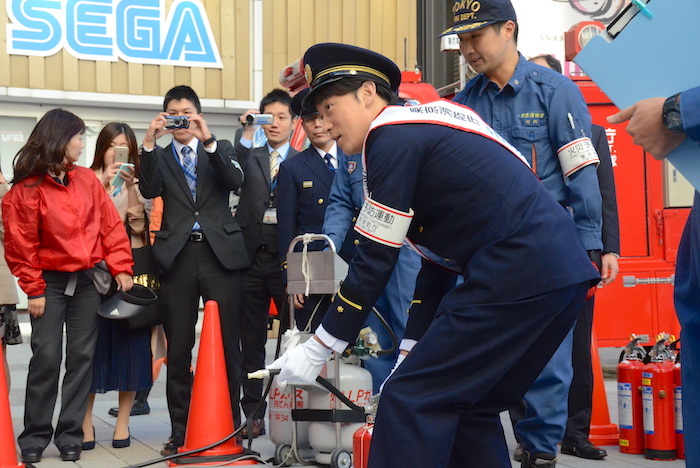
[418,226,424,233]
[353,239,359,245]
[317,198,324,204]
[351,217,357,222]
[337,306,344,313]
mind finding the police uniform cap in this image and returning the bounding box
[291,88,318,119]
[302,43,401,108]
[440,0,517,37]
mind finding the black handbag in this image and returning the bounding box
[124,213,162,330]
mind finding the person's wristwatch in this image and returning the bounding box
[202,134,216,146]
[662,93,684,133]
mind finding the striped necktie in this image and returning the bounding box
[181,146,197,201]
[269,150,280,182]
[324,153,336,172]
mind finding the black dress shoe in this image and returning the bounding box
[241,418,265,439]
[108,399,151,417]
[21,447,43,463]
[161,433,184,456]
[59,444,82,462]
[561,439,607,460]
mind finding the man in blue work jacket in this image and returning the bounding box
[449,1,603,465]
[266,42,599,468]
[609,87,700,467]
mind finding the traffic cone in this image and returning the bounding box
[0,346,24,468]
[170,300,255,466]
[589,326,619,445]
[268,298,278,317]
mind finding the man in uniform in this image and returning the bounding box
[448,1,603,464]
[609,87,700,467]
[267,42,599,468]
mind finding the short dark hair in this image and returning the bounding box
[307,78,400,109]
[12,108,85,184]
[492,20,519,44]
[163,85,201,113]
[260,89,293,115]
[529,54,562,74]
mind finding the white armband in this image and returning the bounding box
[557,137,600,179]
[354,197,414,248]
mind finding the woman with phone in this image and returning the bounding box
[3,109,133,464]
[82,122,152,450]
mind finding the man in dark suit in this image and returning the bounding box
[138,85,248,455]
[277,88,341,331]
[234,89,299,438]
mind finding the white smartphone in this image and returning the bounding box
[114,146,129,165]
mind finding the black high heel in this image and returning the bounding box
[112,427,131,448]
[82,426,96,450]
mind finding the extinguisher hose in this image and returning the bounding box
[370,306,398,356]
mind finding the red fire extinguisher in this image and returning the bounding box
[353,421,373,468]
[642,334,677,460]
[617,334,648,454]
[673,345,684,460]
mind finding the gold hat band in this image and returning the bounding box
[312,64,391,87]
[441,20,489,36]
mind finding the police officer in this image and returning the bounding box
[448,1,603,464]
[267,42,599,468]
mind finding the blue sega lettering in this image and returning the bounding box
[6,0,223,68]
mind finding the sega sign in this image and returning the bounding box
[6,0,223,68]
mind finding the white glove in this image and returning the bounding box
[267,337,332,390]
[379,353,406,394]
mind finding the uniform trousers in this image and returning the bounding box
[674,210,700,466]
[564,296,596,443]
[513,326,574,455]
[18,271,100,449]
[159,239,242,435]
[240,247,286,420]
[369,282,588,468]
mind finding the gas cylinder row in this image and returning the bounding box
[617,333,683,460]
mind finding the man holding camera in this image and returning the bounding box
[139,85,249,455]
[234,89,299,438]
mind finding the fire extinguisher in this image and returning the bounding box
[353,419,374,468]
[673,343,684,460]
[642,334,677,460]
[617,334,648,454]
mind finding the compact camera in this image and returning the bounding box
[246,114,274,125]
[165,116,190,129]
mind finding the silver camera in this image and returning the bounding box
[165,116,190,129]
[246,114,274,125]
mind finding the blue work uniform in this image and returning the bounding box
[454,55,603,456]
[319,104,598,467]
[322,152,421,393]
[673,85,700,467]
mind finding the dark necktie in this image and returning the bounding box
[324,153,336,172]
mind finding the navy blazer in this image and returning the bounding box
[592,124,620,255]
[139,139,248,274]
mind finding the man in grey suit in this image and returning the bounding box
[139,85,249,455]
[235,89,299,438]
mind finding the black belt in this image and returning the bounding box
[189,232,205,242]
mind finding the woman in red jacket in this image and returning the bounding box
[2,108,134,464]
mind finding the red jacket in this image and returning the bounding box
[2,166,134,298]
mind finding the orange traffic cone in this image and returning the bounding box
[0,346,24,468]
[268,298,278,317]
[170,300,255,466]
[589,326,619,445]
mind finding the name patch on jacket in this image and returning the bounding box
[303,181,313,188]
